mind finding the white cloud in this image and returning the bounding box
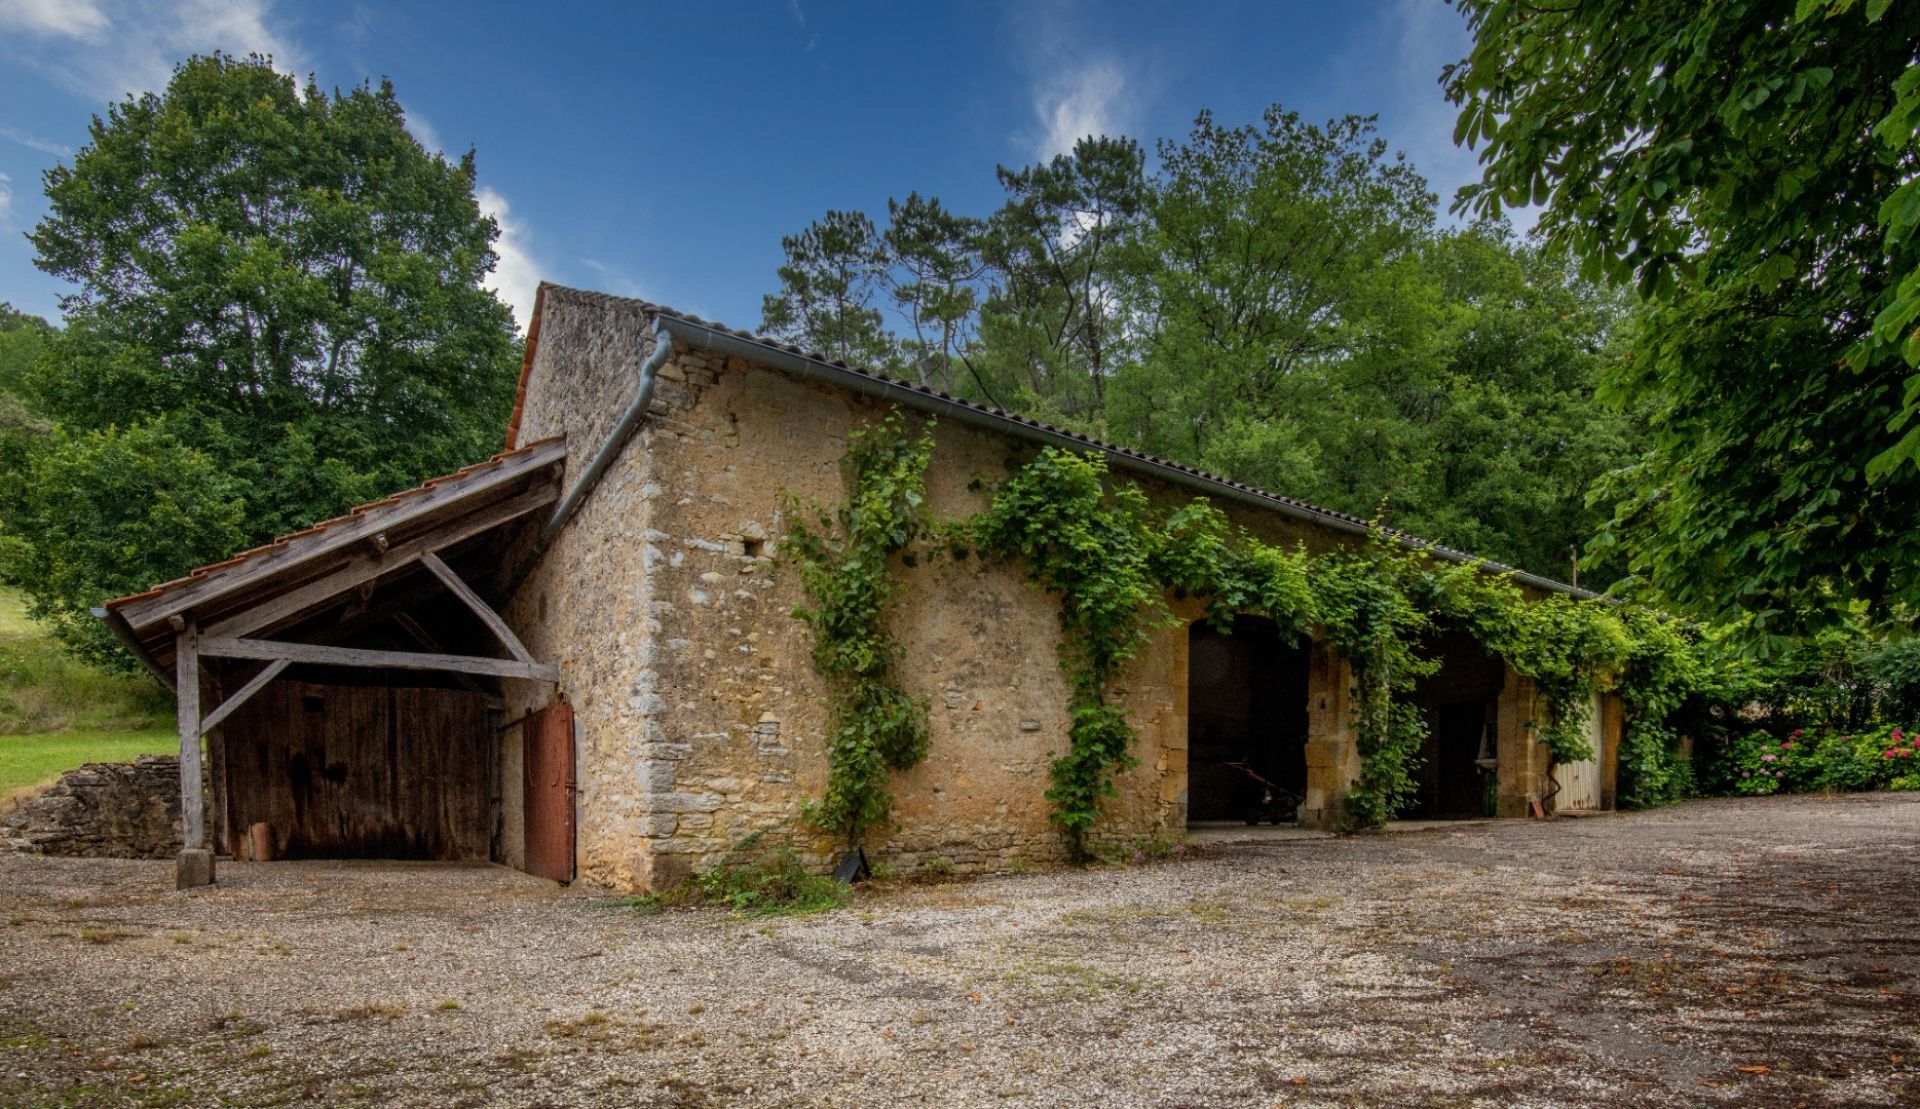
[1030,58,1129,161]
[579,258,652,302]
[0,0,108,38]
[0,172,13,226]
[0,124,71,157]
[1005,1,1141,162]
[1363,0,1536,228]
[477,186,540,331]
[784,0,817,51]
[1,0,303,103]
[407,112,445,157]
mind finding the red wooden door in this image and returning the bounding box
[523,702,575,882]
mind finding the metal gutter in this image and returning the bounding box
[657,315,1599,599]
[539,317,673,549]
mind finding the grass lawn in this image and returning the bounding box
[0,728,175,796]
[1,587,175,811]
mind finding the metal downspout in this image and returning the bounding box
[539,318,673,549]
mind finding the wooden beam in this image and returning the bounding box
[176,621,205,851]
[199,636,558,682]
[201,480,559,642]
[118,438,566,632]
[197,659,291,738]
[420,552,536,664]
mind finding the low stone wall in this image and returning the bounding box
[2,756,181,859]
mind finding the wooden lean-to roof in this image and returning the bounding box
[103,436,568,680]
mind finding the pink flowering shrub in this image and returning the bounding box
[1729,725,1920,795]
[1729,730,1811,795]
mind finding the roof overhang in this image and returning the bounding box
[510,283,1597,600]
[103,437,568,680]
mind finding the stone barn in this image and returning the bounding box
[102,283,1621,891]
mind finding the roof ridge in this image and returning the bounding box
[522,282,1587,593]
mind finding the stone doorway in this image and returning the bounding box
[1185,615,1310,826]
[1408,628,1505,820]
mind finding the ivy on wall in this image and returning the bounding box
[781,412,936,845]
[965,449,1173,859]
[788,418,1712,857]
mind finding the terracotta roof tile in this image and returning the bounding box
[104,436,566,610]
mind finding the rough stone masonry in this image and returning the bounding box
[489,287,1612,894]
[3,756,182,859]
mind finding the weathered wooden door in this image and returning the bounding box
[220,681,490,860]
[1555,694,1607,812]
[523,702,575,882]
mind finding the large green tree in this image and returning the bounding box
[1445,0,1920,641]
[975,136,1149,429]
[884,192,984,393]
[760,209,898,369]
[2,53,521,662]
[756,105,1641,586]
[1110,109,1435,495]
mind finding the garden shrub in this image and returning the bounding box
[689,830,850,917]
[1727,724,1920,796]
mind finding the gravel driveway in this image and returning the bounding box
[4,793,1918,1108]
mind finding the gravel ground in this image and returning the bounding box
[4,793,1919,1108]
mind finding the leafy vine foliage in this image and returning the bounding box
[792,422,1713,857]
[782,412,935,845]
[960,446,1708,842]
[965,449,1170,859]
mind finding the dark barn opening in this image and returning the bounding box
[1407,628,1506,819]
[1186,615,1310,825]
[218,676,492,861]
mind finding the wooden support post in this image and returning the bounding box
[175,620,214,888]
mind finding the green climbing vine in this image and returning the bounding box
[781,411,935,845]
[959,446,1708,839]
[1612,609,1703,809]
[789,423,1721,856]
[962,448,1172,860]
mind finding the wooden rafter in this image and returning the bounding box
[198,636,559,682]
[420,552,537,665]
[202,481,558,642]
[118,439,566,633]
[197,659,291,738]
[392,612,483,693]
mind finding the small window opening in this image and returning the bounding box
[302,696,326,713]
[743,538,766,558]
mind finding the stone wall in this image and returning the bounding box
[499,290,667,889]
[505,288,1606,892]
[3,756,183,858]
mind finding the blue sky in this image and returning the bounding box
[0,0,1485,332]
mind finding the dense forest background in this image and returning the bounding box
[757,112,1641,592]
[0,58,521,664]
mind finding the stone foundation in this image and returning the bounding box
[2,756,182,859]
